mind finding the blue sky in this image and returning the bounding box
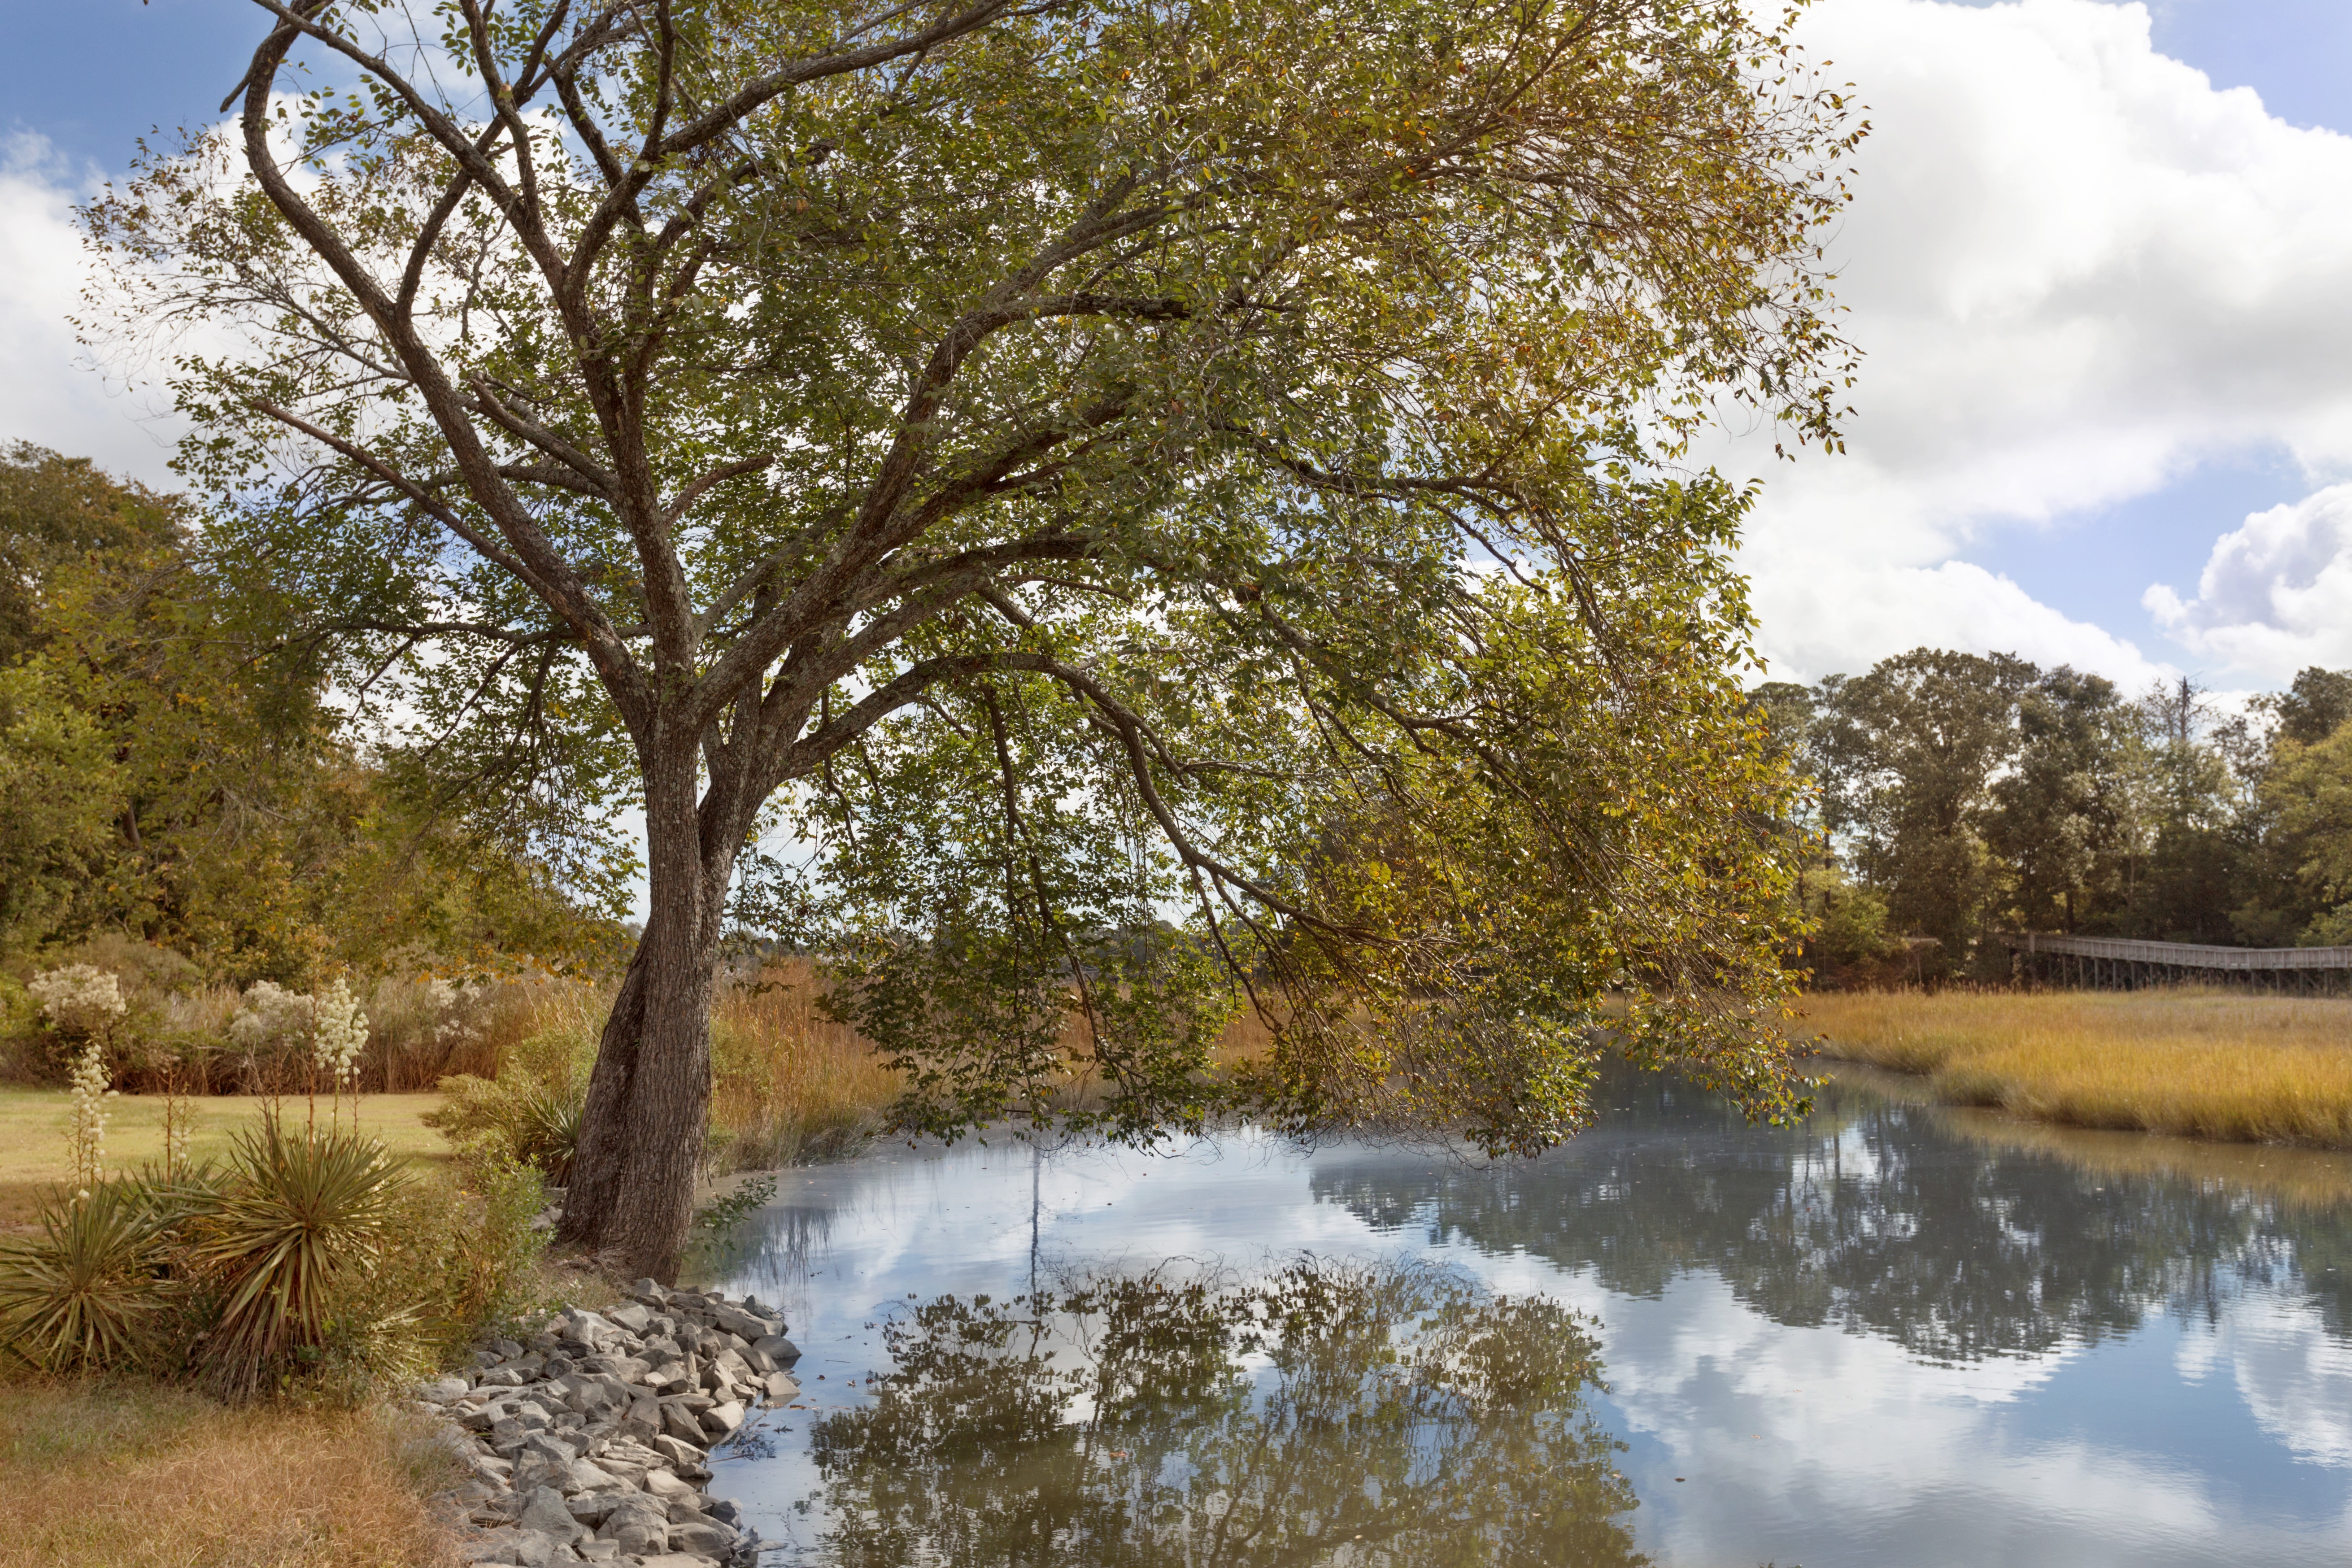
[3,0,2351,693]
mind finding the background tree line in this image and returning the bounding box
[1759,649,2352,984]
[0,441,621,985]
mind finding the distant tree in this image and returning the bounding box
[93,0,1862,1274]
[1811,650,2033,976]
[2263,666,2352,749]
[0,450,619,976]
[1983,666,2130,934]
[0,443,180,665]
[2119,675,2246,944]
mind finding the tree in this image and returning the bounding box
[91,0,1860,1275]
[1811,650,2032,976]
[1983,666,2130,935]
[0,448,618,976]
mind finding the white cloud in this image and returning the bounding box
[2146,482,2352,675]
[1733,0,2352,684]
[0,133,183,485]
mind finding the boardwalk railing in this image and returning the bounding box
[1997,931,2352,993]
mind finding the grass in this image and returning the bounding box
[1801,988,2352,1146]
[0,1376,462,1568]
[0,1089,449,1228]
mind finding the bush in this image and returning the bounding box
[425,1072,585,1185]
[0,1179,174,1373]
[186,1117,409,1399]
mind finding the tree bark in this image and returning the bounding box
[558,746,736,1280]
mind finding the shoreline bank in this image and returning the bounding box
[422,1280,800,1567]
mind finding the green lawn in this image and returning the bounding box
[0,1088,450,1227]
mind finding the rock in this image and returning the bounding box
[606,1302,653,1334]
[519,1432,581,1467]
[508,1528,569,1568]
[670,1519,738,1554]
[515,1485,585,1542]
[762,1373,800,1405]
[709,1302,777,1341]
[647,1432,710,1472]
[563,1458,622,1494]
[638,1555,723,1568]
[606,1511,669,1555]
[644,1468,700,1503]
[705,1498,742,1528]
[478,1366,527,1388]
[418,1375,471,1403]
[575,1541,619,1563]
[699,1401,745,1438]
[457,1529,521,1563]
[662,1402,710,1446]
[752,1335,801,1364]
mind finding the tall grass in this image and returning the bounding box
[1803,988,2352,1146]
[708,959,899,1170]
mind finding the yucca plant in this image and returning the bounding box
[0,1179,173,1372]
[187,1116,406,1398]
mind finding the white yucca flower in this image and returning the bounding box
[313,976,369,1093]
[66,1033,118,1193]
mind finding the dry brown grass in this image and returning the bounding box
[0,1376,462,1568]
[1802,988,2352,1146]
[707,959,901,1169]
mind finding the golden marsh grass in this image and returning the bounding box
[1801,988,2352,1147]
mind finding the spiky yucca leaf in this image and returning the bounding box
[0,1180,172,1372]
[189,1117,405,1397]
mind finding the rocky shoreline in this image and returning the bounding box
[414,1278,801,1567]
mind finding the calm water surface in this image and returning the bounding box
[701,1066,2352,1567]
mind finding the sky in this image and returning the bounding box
[3,0,2351,696]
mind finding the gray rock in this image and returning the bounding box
[648,1433,710,1473]
[698,1401,745,1438]
[575,1542,619,1563]
[564,1457,623,1494]
[456,1531,522,1564]
[751,1335,800,1364]
[515,1485,585,1541]
[643,1468,700,1503]
[566,1492,620,1528]
[762,1373,800,1405]
[661,1404,710,1446]
[669,1519,737,1554]
[710,1303,777,1341]
[638,1555,723,1568]
[520,1432,582,1467]
[419,1375,471,1403]
[508,1528,570,1568]
[606,1302,653,1334]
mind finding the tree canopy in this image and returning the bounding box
[1765,650,2352,980]
[88,0,1863,1274]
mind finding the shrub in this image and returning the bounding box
[424,1072,584,1184]
[186,1117,408,1399]
[0,1180,174,1373]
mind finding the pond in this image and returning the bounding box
[696,1063,2352,1567]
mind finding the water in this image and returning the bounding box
[701,1065,2352,1566]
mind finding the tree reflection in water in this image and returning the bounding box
[1312,1063,2352,1363]
[806,1261,1647,1567]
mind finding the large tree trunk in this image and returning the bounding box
[558,751,736,1280]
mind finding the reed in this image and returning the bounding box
[707,959,900,1170]
[1802,988,2352,1146]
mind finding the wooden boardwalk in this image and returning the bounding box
[1999,931,2352,993]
